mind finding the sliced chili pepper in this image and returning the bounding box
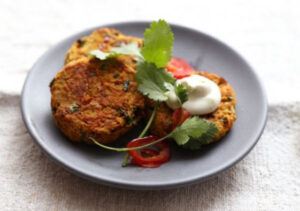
[127,136,170,168]
[172,108,190,130]
[131,149,161,168]
[131,161,161,168]
[166,57,195,79]
[140,149,159,157]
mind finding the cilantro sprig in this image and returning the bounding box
[182,122,218,150]
[91,117,217,152]
[135,62,175,101]
[141,20,174,68]
[89,42,143,61]
[90,20,218,156]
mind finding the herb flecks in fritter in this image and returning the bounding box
[90,20,218,151]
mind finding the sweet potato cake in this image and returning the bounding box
[65,28,142,64]
[147,71,236,142]
[50,56,145,144]
[54,27,235,145]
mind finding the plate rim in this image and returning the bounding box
[21,21,268,190]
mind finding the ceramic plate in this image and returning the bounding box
[21,22,267,190]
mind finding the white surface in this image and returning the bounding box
[0,0,299,210]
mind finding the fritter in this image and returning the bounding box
[65,28,142,64]
[147,71,236,142]
[50,56,145,144]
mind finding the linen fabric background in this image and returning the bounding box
[0,0,299,210]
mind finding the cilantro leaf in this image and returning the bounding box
[110,42,143,62]
[176,120,218,150]
[89,50,113,60]
[199,122,218,144]
[141,19,174,68]
[89,42,142,61]
[135,62,176,101]
[164,82,187,107]
[181,138,203,150]
[171,117,210,145]
[175,84,188,104]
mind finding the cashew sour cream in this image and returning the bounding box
[166,75,221,115]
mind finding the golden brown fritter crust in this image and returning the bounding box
[147,71,236,142]
[51,56,145,144]
[65,28,142,64]
[57,27,235,145]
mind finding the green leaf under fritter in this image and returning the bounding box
[89,50,112,60]
[181,138,203,150]
[110,42,143,61]
[89,42,142,61]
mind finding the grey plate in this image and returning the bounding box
[21,22,268,190]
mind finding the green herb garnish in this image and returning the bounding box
[110,42,143,62]
[182,122,218,149]
[90,20,218,166]
[69,103,80,113]
[135,62,175,101]
[124,113,134,124]
[123,80,130,92]
[89,42,142,62]
[100,64,108,70]
[113,73,120,78]
[174,84,188,104]
[90,118,217,152]
[141,19,174,68]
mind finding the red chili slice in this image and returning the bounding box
[127,136,170,168]
[172,108,190,130]
[140,149,159,157]
[166,57,195,79]
[131,149,161,168]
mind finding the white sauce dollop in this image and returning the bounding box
[166,75,221,115]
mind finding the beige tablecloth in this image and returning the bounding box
[1,0,299,210]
